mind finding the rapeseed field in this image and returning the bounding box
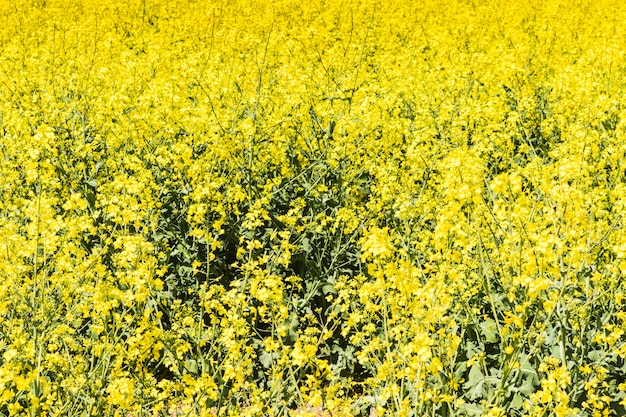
[1,0,626,415]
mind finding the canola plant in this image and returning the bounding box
[1,0,626,416]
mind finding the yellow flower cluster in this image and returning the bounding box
[1,0,626,415]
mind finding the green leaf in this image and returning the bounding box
[468,363,483,385]
[480,318,499,343]
[588,350,604,361]
[511,393,524,409]
[84,188,96,209]
[322,283,337,295]
[259,351,274,369]
[463,363,484,400]
[184,359,198,374]
[458,402,483,416]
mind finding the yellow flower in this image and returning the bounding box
[106,377,135,409]
[8,402,22,416]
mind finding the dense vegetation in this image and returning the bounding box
[1,0,626,416]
